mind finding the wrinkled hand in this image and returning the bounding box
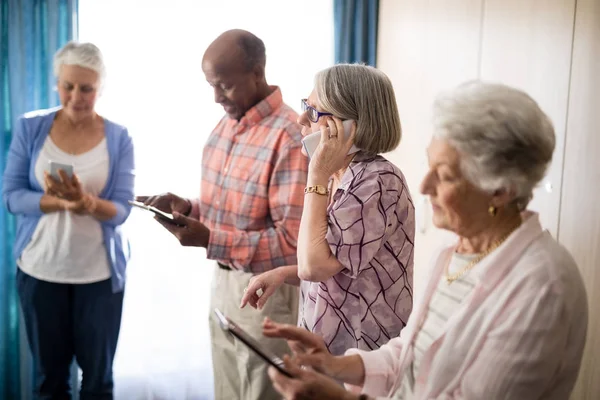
[240,269,285,310]
[136,192,192,215]
[263,318,335,376]
[154,211,210,248]
[309,117,356,179]
[44,171,84,201]
[268,355,355,400]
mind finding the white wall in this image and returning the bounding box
[378,1,600,398]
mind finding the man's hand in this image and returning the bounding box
[136,192,192,215]
[154,211,210,248]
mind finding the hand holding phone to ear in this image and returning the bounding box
[305,117,358,180]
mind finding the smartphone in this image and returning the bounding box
[213,308,293,378]
[48,161,74,180]
[301,119,360,159]
[128,200,176,222]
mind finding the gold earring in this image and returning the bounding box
[488,205,498,217]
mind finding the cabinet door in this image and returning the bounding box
[559,0,600,398]
[479,0,576,236]
[377,0,483,292]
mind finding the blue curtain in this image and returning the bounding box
[333,0,379,66]
[0,1,77,398]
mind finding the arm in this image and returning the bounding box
[206,140,308,270]
[84,195,118,221]
[262,317,401,398]
[296,168,345,281]
[281,265,301,286]
[2,117,45,216]
[342,337,406,397]
[299,174,406,282]
[40,194,68,213]
[100,128,135,227]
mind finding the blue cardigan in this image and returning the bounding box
[2,108,135,292]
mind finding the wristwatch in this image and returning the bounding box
[304,185,329,196]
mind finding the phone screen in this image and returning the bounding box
[48,161,74,180]
[213,308,293,377]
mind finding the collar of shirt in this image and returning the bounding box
[227,85,283,129]
[335,151,377,192]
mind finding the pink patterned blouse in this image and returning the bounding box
[299,153,415,355]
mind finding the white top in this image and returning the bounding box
[396,253,478,399]
[18,136,111,283]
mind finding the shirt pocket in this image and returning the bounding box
[223,166,268,227]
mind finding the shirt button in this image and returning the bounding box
[224,167,228,173]
[216,201,220,206]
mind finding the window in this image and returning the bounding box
[79,1,333,398]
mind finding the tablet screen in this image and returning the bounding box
[213,308,292,377]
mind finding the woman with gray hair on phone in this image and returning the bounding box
[2,41,134,399]
[241,63,415,357]
[263,81,587,400]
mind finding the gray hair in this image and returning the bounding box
[53,41,105,84]
[433,81,556,209]
[315,64,401,156]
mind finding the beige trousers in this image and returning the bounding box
[209,265,299,400]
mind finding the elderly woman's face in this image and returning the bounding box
[296,90,332,157]
[420,137,494,237]
[297,89,330,135]
[57,65,99,122]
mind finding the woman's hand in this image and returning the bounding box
[263,318,337,376]
[309,118,356,180]
[44,171,84,201]
[63,193,98,215]
[268,355,358,400]
[240,269,286,310]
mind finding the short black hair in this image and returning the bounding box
[237,33,266,72]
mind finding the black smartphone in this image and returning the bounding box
[213,308,293,378]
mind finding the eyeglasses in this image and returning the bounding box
[301,99,332,123]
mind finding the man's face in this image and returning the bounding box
[202,59,260,120]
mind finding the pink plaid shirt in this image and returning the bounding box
[190,87,308,273]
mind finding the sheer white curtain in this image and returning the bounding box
[78,1,333,399]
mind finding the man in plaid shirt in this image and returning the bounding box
[138,29,308,399]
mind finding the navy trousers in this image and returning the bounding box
[17,268,124,400]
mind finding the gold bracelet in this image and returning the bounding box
[304,185,329,196]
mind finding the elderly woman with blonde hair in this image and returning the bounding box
[263,81,588,400]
